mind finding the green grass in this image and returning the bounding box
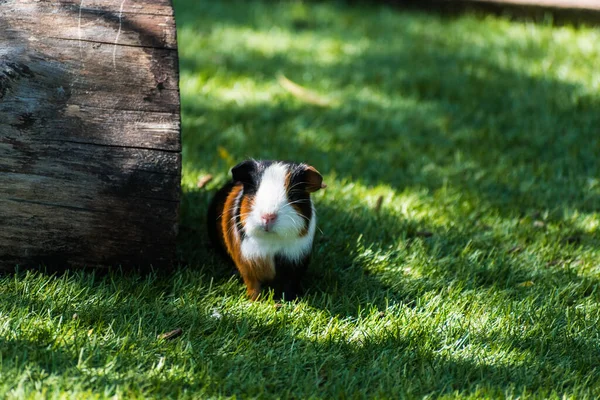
[3,0,600,398]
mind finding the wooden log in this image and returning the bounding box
[0,0,181,270]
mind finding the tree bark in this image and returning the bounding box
[0,0,181,270]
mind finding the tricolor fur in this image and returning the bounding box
[207,160,325,300]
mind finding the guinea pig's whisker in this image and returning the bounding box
[293,210,309,218]
[293,212,311,223]
[220,210,237,235]
[232,213,252,220]
[285,199,309,206]
[224,208,256,236]
[226,222,238,236]
[285,214,302,230]
[287,181,313,191]
[286,182,304,191]
[225,212,247,236]
[283,201,310,213]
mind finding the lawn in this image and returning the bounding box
[1,0,600,398]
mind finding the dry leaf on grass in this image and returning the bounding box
[157,328,183,341]
[277,74,335,107]
[196,174,213,188]
[518,281,535,287]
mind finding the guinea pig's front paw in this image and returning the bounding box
[246,285,262,301]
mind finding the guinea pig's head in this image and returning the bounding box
[231,160,325,239]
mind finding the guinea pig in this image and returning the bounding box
[207,159,326,301]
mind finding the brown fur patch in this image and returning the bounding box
[284,170,292,190]
[219,184,276,300]
[304,165,324,192]
[249,257,276,282]
[239,195,254,228]
[221,184,243,264]
[238,257,275,300]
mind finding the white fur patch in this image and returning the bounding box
[241,163,316,265]
[254,163,289,217]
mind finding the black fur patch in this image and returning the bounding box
[286,164,313,226]
[231,159,273,195]
[273,253,310,301]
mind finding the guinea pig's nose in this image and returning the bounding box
[261,213,278,230]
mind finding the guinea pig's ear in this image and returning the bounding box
[304,165,326,193]
[231,160,256,184]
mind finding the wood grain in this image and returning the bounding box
[0,0,181,270]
